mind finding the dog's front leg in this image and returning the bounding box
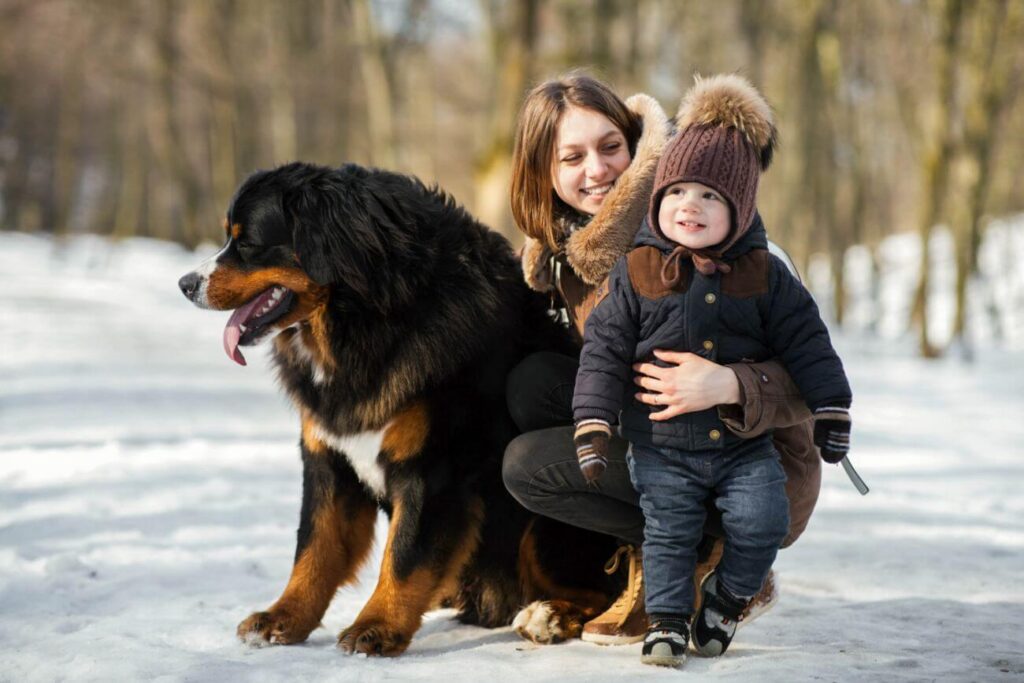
[338,477,483,657]
[238,429,377,645]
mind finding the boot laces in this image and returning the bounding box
[603,545,642,627]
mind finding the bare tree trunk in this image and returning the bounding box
[146,0,205,245]
[738,0,771,87]
[592,0,616,75]
[202,0,239,210]
[265,0,298,164]
[909,0,964,358]
[474,0,540,238]
[318,0,351,164]
[786,0,828,284]
[113,106,149,239]
[350,0,395,168]
[621,0,643,91]
[53,60,83,235]
[950,0,1020,354]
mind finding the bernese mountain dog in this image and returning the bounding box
[178,162,619,656]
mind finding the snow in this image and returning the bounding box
[1,230,1023,682]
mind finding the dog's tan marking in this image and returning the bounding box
[339,497,482,655]
[231,222,242,240]
[240,488,377,644]
[301,413,328,456]
[304,306,337,376]
[206,265,329,336]
[381,402,430,462]
[206,265,320,309]
[221,216,229,236]
[432,497,484,608]
[339,502,435,655]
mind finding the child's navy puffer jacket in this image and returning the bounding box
[573,215,851,452]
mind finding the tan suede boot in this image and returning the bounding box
[581,545,648,645]
[738,568,778,627]
[692,538,725,615]
[692,537,779,628]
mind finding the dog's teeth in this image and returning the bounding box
[272,288,284,300]
[239,324,247,332]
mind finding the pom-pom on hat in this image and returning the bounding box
[648,74,777,270]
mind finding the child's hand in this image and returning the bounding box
[573,420,612,483]
[633,350,741,421]
[813,405,852,463]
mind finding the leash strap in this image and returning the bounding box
[841,456,870,495]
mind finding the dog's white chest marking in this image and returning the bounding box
[309,422,388,499]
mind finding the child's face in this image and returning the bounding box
[658,182,731,250]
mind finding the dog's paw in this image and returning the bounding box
[236,609,317,646]
[337,621,411,657]
[512,601,568,644]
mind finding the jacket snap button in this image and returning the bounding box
[761,373,769,383]
[709,429,721,441]
[703,340,714,351]
[705,293,716,304]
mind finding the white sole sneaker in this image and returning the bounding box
[581,630,646,645]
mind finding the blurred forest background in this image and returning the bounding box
[1,0,1023,356]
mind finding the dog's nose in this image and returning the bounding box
[179,272,201,300]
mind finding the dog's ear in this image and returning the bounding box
[286,176,387,301]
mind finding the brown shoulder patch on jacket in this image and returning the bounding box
[627,246,687,299]
[721,249,770,298]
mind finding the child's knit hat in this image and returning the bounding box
[648,74,777,274]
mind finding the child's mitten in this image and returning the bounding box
[574,419,613,483]
[813,404,851,464]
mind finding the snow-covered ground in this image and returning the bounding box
[1,230,1022,682]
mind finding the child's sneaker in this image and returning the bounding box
[692,572,748,657]
[640,617,689,667]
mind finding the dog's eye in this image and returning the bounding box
[236,242,259,258]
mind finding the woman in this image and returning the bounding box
[502,72,820,645]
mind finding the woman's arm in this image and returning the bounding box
[633,351,810,437]
[717,359,811,438]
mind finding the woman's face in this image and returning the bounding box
[551,106,632,216]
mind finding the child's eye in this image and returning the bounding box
[560,153,581,164]
[667,187,683,196]
[703,191,721,201]
[602,142,621,153]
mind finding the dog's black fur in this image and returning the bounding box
[179,162,618,655]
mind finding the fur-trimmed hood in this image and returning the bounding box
[521,93,671,290]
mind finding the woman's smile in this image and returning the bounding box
[551,106,632,215]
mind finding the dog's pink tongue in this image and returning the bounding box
[223,296,264,366]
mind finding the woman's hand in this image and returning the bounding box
[633,350,741,421]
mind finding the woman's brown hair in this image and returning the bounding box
[510,72,642,251]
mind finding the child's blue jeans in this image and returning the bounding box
[627,443,790,617]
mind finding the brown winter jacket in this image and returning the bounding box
[518,93,819,547]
